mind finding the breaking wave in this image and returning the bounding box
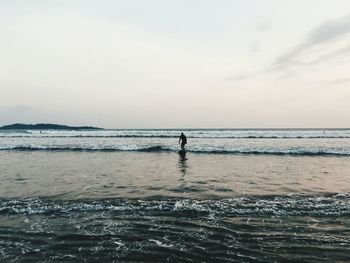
[1,194,349,216]
[2,135,350,139]
[1,128,350,139]
[2,194,350,262]
[1,145,350,156]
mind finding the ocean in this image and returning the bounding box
[0,129,349,262]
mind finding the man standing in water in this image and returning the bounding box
[179,132,187,151]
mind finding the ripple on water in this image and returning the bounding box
[0,195,350,262]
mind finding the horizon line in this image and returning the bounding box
[0,123,350,130]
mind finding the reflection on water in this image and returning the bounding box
[178,150,188,178]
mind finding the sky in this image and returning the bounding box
[1,0,350,128]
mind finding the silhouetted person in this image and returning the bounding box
[179,132,187,150]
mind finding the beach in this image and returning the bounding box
[0,129,350,262]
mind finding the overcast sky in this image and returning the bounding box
[1,0,350,128]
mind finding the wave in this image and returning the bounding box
[1,195,349,262]
[1,194,349,216]
[1,145,350,156]
[0,135,180,138]
[1,135,350,139]
[1,129,350,139]
[0,145,172,153]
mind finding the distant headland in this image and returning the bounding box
[0,123,103,130]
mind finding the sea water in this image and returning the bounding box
[0,129,349,262]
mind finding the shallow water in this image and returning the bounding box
[1,195,350,262]
[0,151,349,199]
[0,129,349,262]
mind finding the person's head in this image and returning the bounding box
[181,132,184,135]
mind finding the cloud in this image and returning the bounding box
[275,14,350,66]
[224,74,248,82]
[307,45,350,65]
[328,77,350,85]
[256,19,272,32]
[250,41,261,53]
[226,14,350,82]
